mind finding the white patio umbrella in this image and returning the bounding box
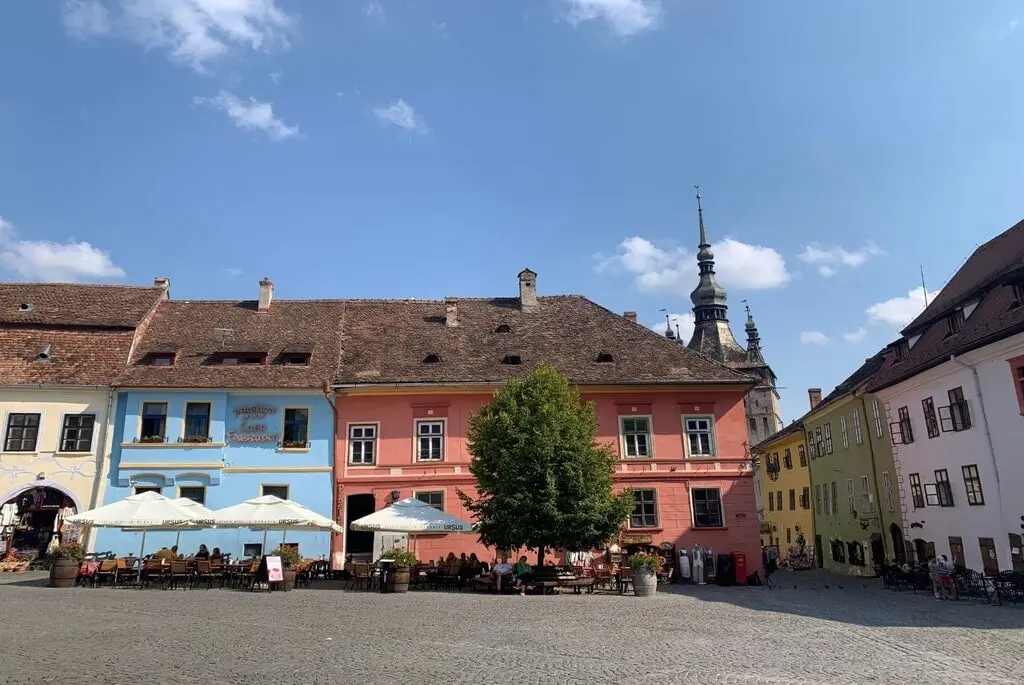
[212,495,343,552]
[164,498,216,549]
[66,491,209,560]
[349,498,475,557]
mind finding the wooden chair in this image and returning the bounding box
[350,562,375,591]
[141,559,168,589]
[115,557,139,587]
[168,560,191,590]
[94,560,117,587]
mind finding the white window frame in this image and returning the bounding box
[415,419,446,462]
[840,415,849,450]
[58,412,97,453]
[414,490,444,511]
[860,475,873,513]
[619,415,653,459]
[3,411,43,453]
[629,488,659,529]
[682,415,716,458]
[348,423,379,465]
[852,409,863,445]
[690,487,725,528]
[261,484,290,500]
[872,399,883,438]
[182,401,212,441]
[846,478,855,513]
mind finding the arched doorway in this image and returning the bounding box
[1,478,81,559]
[889,523,906,564]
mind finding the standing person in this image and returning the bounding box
[926,556,942,600]
[763,545,778,589]
[938,555,957,600]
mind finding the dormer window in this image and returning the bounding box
[1012,282,1024,309]
[143,353,176,366]
[947,309,965,336]
[280,353,311,366]
[494,324,512,334]
[502,354,522,365]
[214,353,265,366]
[18,303,33,312]
[596,352,615,363]
[894,340,909,363]
[423,353,442,364]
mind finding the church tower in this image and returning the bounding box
[679,189,783,449]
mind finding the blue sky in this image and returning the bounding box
[2,1,1024,423]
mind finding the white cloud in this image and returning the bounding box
[0,216,125,282]
[800,331,829,346]
[195,91,299,141]
[364,1,385,19]
[647,312,695,345]
[562,0,661,37]
[269,70,282,85]
[999,18,1020,41]
[223,267,243,277]
[61,0,294,72]
[798,241,885,277]
[843,327,867,343]
[866,286,940,328]
[373,99,428,133]
[595,236,790,294]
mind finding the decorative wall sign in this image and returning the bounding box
[620,533,653,545]
[228,405,279,443]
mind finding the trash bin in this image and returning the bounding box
[732,552,746,585]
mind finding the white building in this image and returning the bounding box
[867,221,1024,574]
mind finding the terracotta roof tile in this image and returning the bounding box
[0,327,136,385]
[0,283,165,328]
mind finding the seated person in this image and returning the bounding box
[210,547,222,561]
[195,544,210,559]
[511,556,533,595]
[153,547,175,561]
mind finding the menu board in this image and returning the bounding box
[266,556,283,582]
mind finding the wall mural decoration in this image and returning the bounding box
[228,404,279,443]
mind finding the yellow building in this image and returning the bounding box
[753,421,814,556]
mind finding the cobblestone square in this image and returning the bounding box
[1,571,1021,685]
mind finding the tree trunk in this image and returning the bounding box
[537,545,545,567]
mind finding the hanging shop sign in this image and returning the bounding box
[228,404,279,443]
[620,533,653,545]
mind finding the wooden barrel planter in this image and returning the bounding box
[49,558,79,588]
[632,569,657,597]
[282,568,296,591]
[387,567,411,594]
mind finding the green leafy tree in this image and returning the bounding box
[459,364,633,565]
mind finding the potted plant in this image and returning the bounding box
[379,549,417,593]
[270,546,301,590]
[181,434,210,444]
[48,542,84,588]
[281,440,308,449]
[139,435,164,444]
[628,552,659,597]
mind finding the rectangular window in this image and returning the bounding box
[852,409,863,445]
[807,432,817,458]
[282,408,309,448]
[800,487,810,510]
[872,399,883,438]
[938,387,972,432]
[788,488,796,511]
[860,475,873,513]
[830,481,838,515]
[822,483,830,517]
[59,413,95,452]
[134,485,161,495]
[349,424,377,465]
[768,490,775,511]
[1009,356,1024,415]
[178,486,206,505]
[261,484,289,500]
[762,417,769,435]
[882,471,894,512]
[921,397,940,439]
[840,415,849,449]
[891,406,914,445]
[184,402,211,442]
[692,488,723,528]
[814,484,822,514]
[934,469,954,507]
[683,416,715,457]
[621,417,652,458]
[798,444,806,467]
[815,427,824,457]
[961,464,985,506]
[846,478,855,513]
[416,420,445,461]
[140,402,168,441]
[415,491,444,511]
[4,412,41,452]
[630,489,659,528]
[908,473,925,508]
[783,448,792,469]
[823,423,833,454]
[776,491,783,511]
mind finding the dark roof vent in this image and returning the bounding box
[19,303,33,312]
[35,344,52,363]
[596,352,615,363]
[502,354,522,365]
[423,353,442,364]
[494,324,512,334]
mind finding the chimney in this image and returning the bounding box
[623,311,637,324]
[153,277,170,289]
[518,268,538,313]
[808,388,822,410]
[258,278,274,313]
[444,297,459,327]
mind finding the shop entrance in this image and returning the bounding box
[889,523,906,564]
[1,483,79,560]
[344,494,375,559]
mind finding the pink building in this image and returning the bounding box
[329,270,761,575]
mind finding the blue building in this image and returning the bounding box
[95,280,345,560]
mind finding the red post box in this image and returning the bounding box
[732,552,746,585]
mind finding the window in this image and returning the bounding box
[768,491,775,511]
[776,491,782,511]
[798,444,806,467]
[807,432,817,459]
[683,416,715,457]
[1013,282,1024,308]
[134,485,161,495]
[501,354,522,365]
[630,489,659,528]
[140,402,168,441]
[961,465,985,506]
[762,417,769,435]
[939,387,972,432]
[822,482,831,516]
[692,488,723,528]
[840,415,848,449]
[4,413,40,452]
[423,353,442,364]
[852,409,863,445]
[846,478,855,513]
[282,408,309,448]
[788,489,796,511]
[800,486,810,510]
[184,402,211,442]
[143,352,175,366]
[215,354,265,366]
[280,352,311,366]
[178,486,206,505]
[933,469,954,507]
[823,423,833,454]
[261,484,289,500]
[860,475,873,513]
[908,473,925,509]
[748,417,757,434]
[416,420,444,461]
[621,417,652,458]
[1009,356,1024,414]
[921,397,940,438]
[596,352,615,363]
[830,481,838,515]
[923,483,940,507]
[783,449,792,469]
[947,309,965,335]
[814,484,822,514]
[891,406,914,445]
[894,340,908,362]
[871,399,883,438]
[881,471,894,512]
[59,413,95,452]
[349,424,377,465]
[415,491,444,511]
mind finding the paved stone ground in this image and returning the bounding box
[1,570,1021,685]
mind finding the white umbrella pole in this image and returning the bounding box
[138,530,147,561]
[262,530,268,554]
[175,531,181,549]
[282,530,287,545]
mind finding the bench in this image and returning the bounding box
[527,577,596,594]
